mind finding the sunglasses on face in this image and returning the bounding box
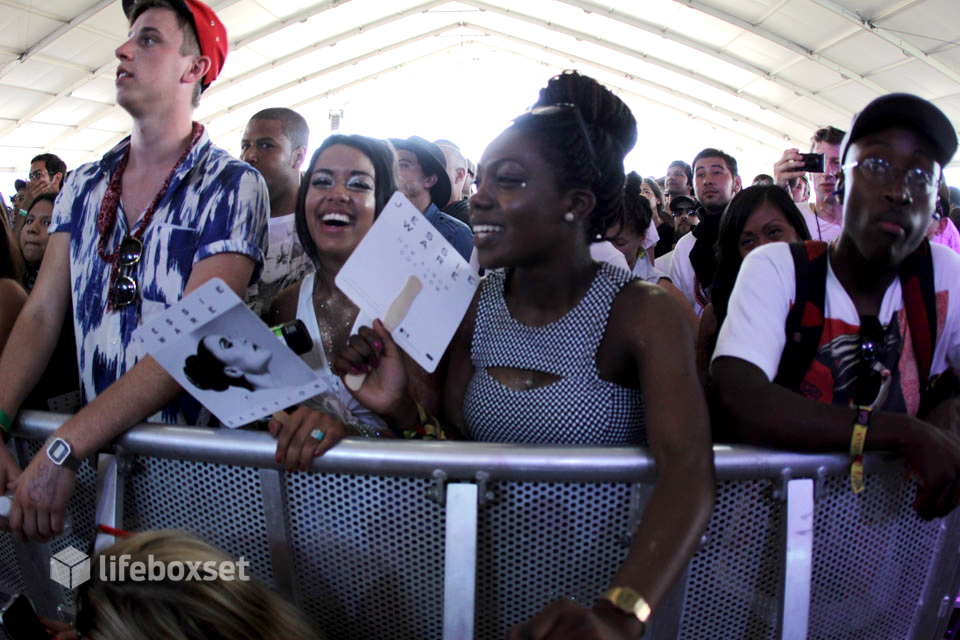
[109,234,143,308]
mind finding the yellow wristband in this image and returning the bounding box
[849,406,872,494]
[849,423,868,457]
[850,457,865,494]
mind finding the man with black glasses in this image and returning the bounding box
[711,93,960,519]
[0,0,267,541]
[21,153,66,213]
[669,194,699,238]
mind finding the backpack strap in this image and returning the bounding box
[773,238,952,414]
[898,238,937,383]
[774,241,829,391]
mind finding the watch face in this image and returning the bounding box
[47,439,70,464]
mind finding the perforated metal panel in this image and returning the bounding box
[7,422,960,640]
[18,439,97,611]
[122,456,275,587]
[0,445,24,602]
[678,479,784,640]
[809,472,944,640]
[0,534,25,601]
[284,472,445,640]
[475,481,637,639]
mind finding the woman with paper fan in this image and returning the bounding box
[334,72,715,639]
[266,134,400,470]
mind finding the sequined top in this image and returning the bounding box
[463,263,646,445]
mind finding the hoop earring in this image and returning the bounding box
[564,211,575,223]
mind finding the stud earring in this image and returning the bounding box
[564,211,575,222]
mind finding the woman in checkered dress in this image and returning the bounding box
[337,72,714,639]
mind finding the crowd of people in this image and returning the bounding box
[2,0,960,638]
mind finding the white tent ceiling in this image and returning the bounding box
[1,0,959,187]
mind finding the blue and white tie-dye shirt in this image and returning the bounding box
[49,126,269,425]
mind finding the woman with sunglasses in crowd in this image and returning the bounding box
[334,72,714,639]
[266,134,399,470]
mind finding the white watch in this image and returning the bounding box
[45,436,80,472]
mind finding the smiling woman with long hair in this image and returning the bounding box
[266,134,398,469]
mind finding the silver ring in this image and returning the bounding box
[309,429,325,442]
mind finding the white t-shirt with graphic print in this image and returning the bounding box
[712,241,960,415]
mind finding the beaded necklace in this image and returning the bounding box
[97,122,203,264]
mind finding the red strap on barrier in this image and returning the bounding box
[97,524,134,538]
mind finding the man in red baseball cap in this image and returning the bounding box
[121,0,228,105]
[0,0,269,541]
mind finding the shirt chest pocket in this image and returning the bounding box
[138,223,198,309]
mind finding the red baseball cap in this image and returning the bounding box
[122,0,228,91]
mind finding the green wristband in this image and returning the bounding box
[0,408,12,435]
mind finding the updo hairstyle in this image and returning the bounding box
[514,71,638,242]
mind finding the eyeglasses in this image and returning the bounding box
[109,235,143,308]
[522,103,602,178]
[28,170,54,181]
[672,208,696,217]
[854,315,883,406]
[841,157,937,197]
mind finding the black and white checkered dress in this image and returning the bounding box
[463,263,646,445]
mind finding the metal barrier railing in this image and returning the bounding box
[2,411,959,640]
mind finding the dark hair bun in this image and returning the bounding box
[624,171,643,196]
[535,71,638,158]
[528,71,637,241]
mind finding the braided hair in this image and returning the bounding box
[514,71,637,242]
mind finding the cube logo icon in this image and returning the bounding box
[50,546,90,589]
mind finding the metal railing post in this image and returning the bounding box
[443,483,478,640]
[259,468,300,604]
[779,478,814,640]
[93,453,123,554]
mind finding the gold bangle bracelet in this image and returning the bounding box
[601,586,651,623]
